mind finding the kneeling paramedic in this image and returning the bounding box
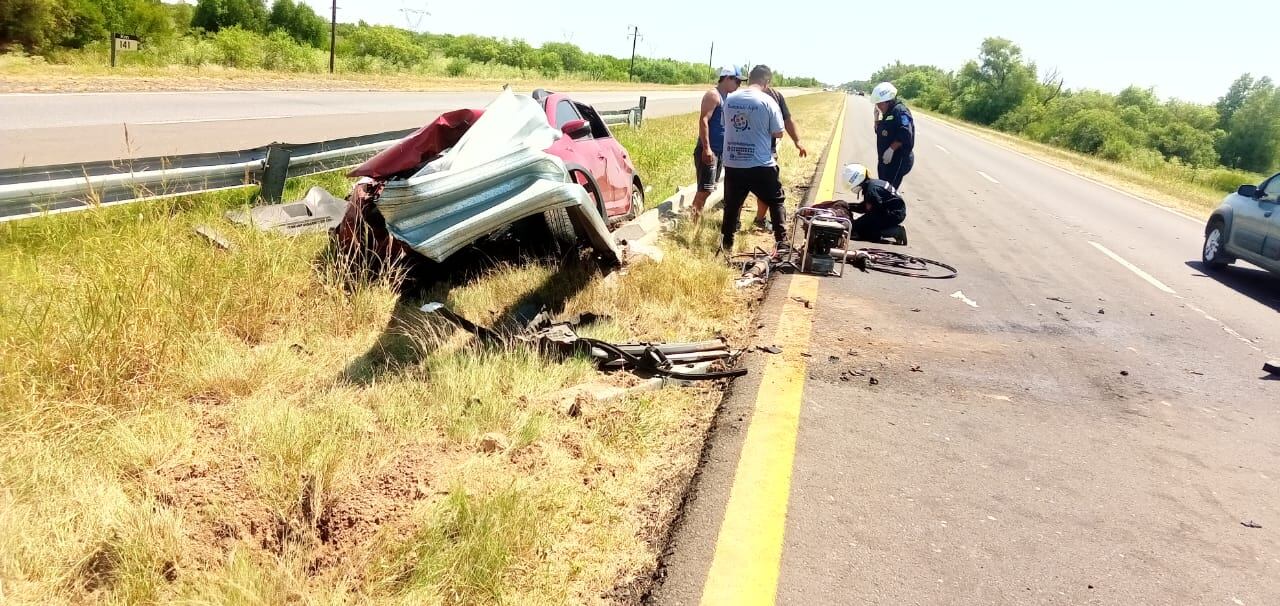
[871,81,915,189]
[841,163,906,242]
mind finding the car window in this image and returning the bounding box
[575,102,612,139]
[554,100,580,128]
[1264,174,1280,200]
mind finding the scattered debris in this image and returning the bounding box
[1120,370,1130,376]
[800,352,812,358]
[791,296,813,309]
[923,287,941,292]
[1243,520,1263,529]
[868,377,880,386]
[950,290,979,308]
[1264,361,1280,376]
[910,308,922,312]
[194,225,235,250]
[1097,308,1106,315]
[478,432,510,453]
[226,185,349,236]
[828,355,840,362]
[1046,297,1072,304]
[757,345,783,355]
[910,364,923,372]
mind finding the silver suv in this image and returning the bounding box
[1203,172,1280,273]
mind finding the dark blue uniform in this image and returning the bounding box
[852,178,907,240]
[875,100,915,189]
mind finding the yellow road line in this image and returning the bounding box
[698,275,819,606]
[813,97,848,203]
[698,101,848,605]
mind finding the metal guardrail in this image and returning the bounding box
[0,97,646,222]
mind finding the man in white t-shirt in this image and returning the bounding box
[720,64,786,252]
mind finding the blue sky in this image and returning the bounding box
[295,0,1276,103]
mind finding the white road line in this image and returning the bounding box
[134,114,294,126]
[918,114,1200,224]
[1087,241,1177,294]
[977,170,1000,184]
[935,144,950,154]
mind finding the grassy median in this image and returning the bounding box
[0,92,842,605]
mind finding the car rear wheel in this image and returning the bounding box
[1202,219,1232,269]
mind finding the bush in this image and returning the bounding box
[211,26,265,69]
[445,57,468,77]
[260,30,320,72]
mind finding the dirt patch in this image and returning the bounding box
[161,456,278,567]
[311,446,457,573]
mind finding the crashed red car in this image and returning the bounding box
[532,88,644,222]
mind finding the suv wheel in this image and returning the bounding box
[1202,219,1232,269]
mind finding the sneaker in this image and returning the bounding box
[752,217,769,232]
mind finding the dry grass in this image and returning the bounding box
[0,92,844,605]
[919,109,1265,218]
[0,56,703,94]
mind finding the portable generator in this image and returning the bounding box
[790,208,853,277]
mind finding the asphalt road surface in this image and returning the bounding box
[655,95,1279,605]
[0,88,806,169]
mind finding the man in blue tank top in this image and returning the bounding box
[691,67,742,217]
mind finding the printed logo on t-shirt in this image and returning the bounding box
[731,112,750,132]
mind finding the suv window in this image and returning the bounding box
[1263,174,1280,200]
[554,100,580,128]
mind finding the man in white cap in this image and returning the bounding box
[691,66,742,217]
[871,81,915,189]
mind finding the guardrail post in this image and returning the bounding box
[260,144,291,203]
[637,96,647,128]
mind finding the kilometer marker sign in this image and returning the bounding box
[111,33,140,67]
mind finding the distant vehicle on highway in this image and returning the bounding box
[1202,171,1280,273]
[533,89,644,223]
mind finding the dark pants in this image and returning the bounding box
[878,151,914,189]
[852,208,907,241]
[723,165,786,248]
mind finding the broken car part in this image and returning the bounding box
[419,301,744,382]
[225,185,349,236]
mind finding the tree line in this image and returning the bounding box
[846,38,1278,179]
[0,0,822,87]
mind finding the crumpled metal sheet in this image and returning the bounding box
[375,145,619,264]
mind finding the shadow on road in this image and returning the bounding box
[1185,261,1280,313]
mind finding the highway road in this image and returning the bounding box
[655,95,1280,604]
[0,88,804,169]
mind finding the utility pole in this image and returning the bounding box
[626,25,641,82]
[329,0,337,74]
[708,42,714,71]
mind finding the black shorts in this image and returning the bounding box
[695,148,723,192]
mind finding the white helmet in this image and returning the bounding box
[871,82,898,103]
[841,163,869,189]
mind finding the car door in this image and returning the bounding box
[1228,174,1278,260]
[550,98,610,204]
[574,101,632,214]
[1257,174,1280,269]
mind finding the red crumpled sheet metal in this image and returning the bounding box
[348,108,484,179]
[335,108,483,276]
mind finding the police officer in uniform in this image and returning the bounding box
[871,82,915,189]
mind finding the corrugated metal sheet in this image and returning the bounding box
[375,144,620,265]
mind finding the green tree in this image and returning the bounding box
[953,37,1038,124]
[192,0,267,33]
[267,0,324,47]
[1218,83,1280,172]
